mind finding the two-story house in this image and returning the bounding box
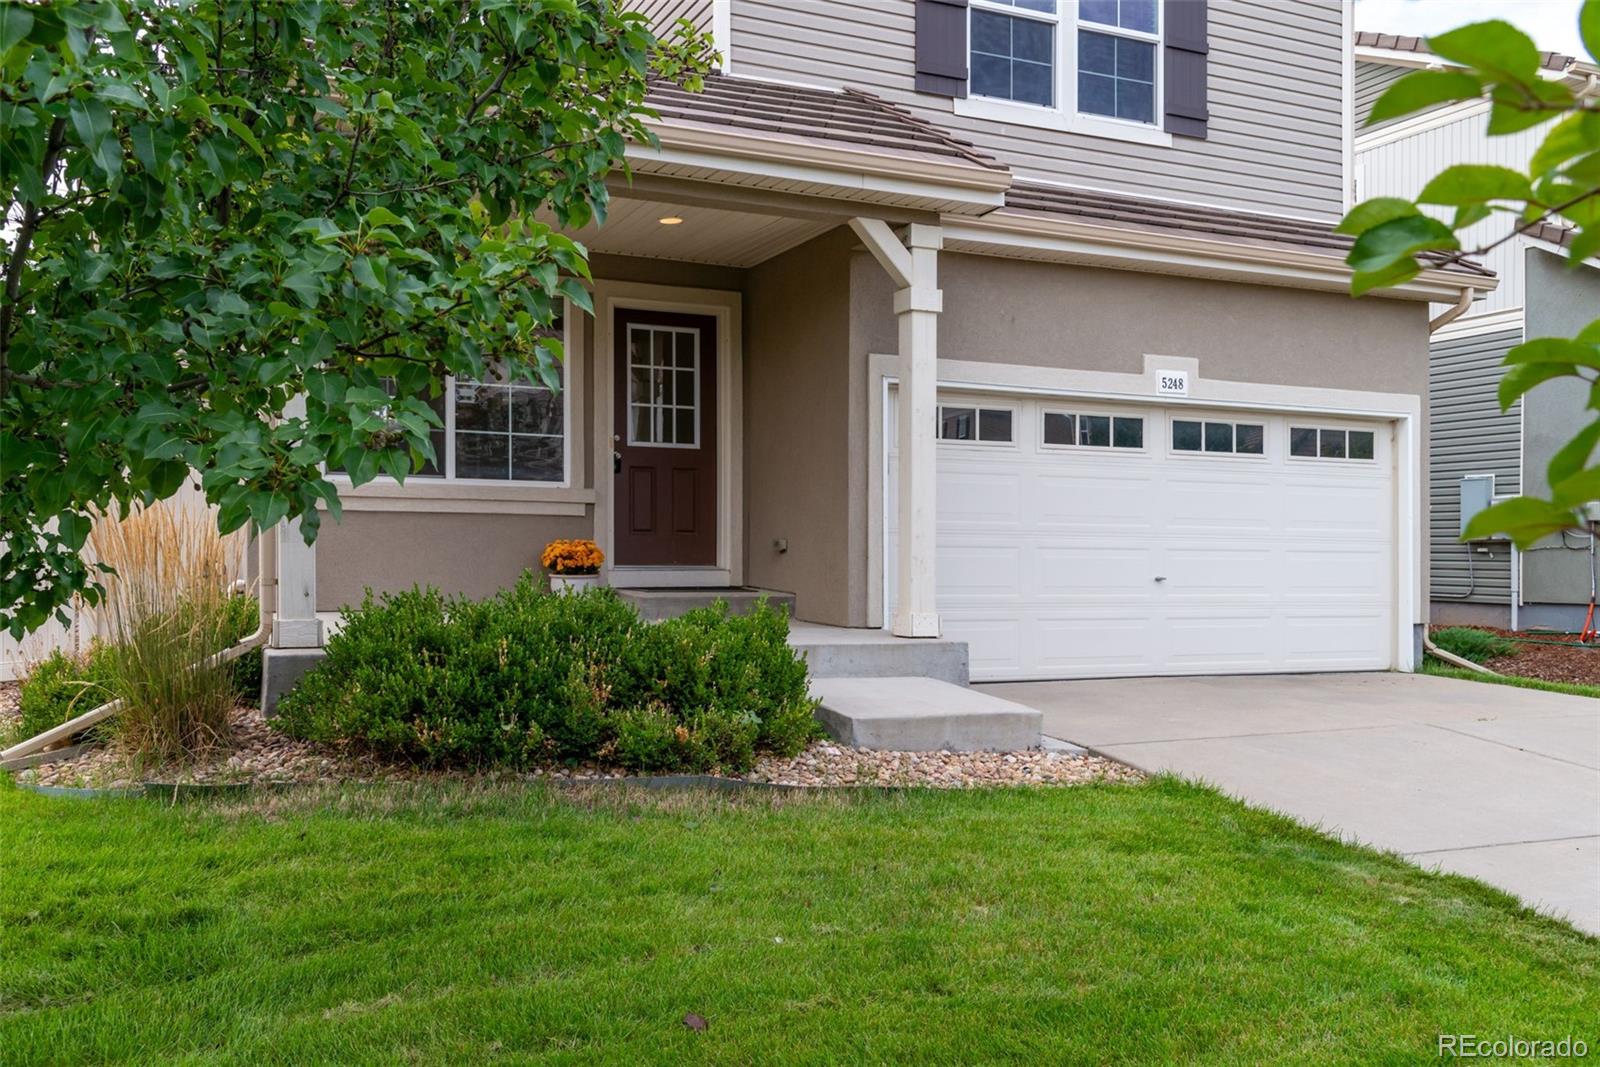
[1355,31,1599,632]
[261,0,1491,698]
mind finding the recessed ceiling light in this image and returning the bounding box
[658,215,684,225]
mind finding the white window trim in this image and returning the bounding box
[1167,416,1268,459]
[327,298,585,511]
[625,322,703,451]
[1038,407,1148,451]
[957,0,1172,148]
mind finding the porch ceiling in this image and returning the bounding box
[563,196,834,268]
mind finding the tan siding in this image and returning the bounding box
[730,0,1345,220]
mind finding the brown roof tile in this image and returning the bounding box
[1002,182,1495,277]
[646,74,1005,171]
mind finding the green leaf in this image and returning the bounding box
[1417,165,1532,207]
[95,82,150,113]
[1498,362,1576,408]
[364,206,410,229]
[0,5,33,53]
[1582,0,1600,66]
[1428,20,1541,83]
[56,512,90,552]
[1462,496,1581,547]
[1568,226,1600,264]
[1552,467,1600,509]
[1347,215,1458,274]
[66,96,111,148]
[218,114,265,159]
[1504,337,1600,371]
[1548,419,1600,486]
[1335,197,1419,236]
[281,271,321,307]
[1529,113,1600,179]
[1367,70,1483,125]
[1349,257,1422,298]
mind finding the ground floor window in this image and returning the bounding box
[359,304,569,485]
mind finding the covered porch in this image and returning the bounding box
[262,74,1014,700]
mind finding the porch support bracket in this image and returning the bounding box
[850,218,943,638]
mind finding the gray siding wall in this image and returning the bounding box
[1353,59,1405,128]
[1428,326,1520,607]
[730,0,1346,220]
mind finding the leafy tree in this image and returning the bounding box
[1339,1,1600,546]
[0,0,713,634]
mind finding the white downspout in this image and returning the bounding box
[1421,285,1499,674]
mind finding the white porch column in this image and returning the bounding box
[850,218,942,638]
[271,395,324,649]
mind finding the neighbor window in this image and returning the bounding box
[340,304,569,484]
[1172,419,1264,455]
[1291,427,1375,461]
[1042,411,1144,449]
[969,0,1160,125]
[939,404,1014,443]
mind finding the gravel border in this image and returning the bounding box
[11,704,1140,792]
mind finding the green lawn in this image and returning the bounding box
[1422,660,1600,699]
[3,778,1596,1065]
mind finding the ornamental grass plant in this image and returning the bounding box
[86,499,248,762]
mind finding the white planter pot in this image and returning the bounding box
[549,573,601,594]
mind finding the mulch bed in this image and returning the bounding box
[1474,628,1600,688]
[9,703,1141,792]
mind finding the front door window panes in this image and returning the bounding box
[627,325,700,447]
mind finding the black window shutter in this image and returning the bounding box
[1163,0,1209,138]
[916,0,968,98]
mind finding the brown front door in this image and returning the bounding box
[613,308,718,566]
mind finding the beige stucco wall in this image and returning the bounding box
[314,255,749,612]
[743,228,855,625]
[848,251,1435,626]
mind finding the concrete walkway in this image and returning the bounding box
[982,673,1600,934]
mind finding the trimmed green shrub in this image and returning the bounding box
[1431,626,1517,665]
[273,579,821,774]
[15,645,118,743]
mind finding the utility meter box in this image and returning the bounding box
[1459,474,1505,541]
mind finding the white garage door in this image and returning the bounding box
[887,394,1397,681]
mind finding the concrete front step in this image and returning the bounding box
[788,622,970,686]
[812,676,1043,752]
[615,587,797,622]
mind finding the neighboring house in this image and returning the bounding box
[261,0,1492,696]
[1354,31,1600,631]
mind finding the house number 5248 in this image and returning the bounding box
[1157,371,1190,397]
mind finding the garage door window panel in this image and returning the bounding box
[1041,410,1144,450]
[1291,426,1377,462]
[939,404,1015,445]
[1173,419,1264,456]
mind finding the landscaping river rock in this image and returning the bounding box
[13,704,1139,791]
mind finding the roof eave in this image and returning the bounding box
[942,211,1498,300]
[628,119,1012,215]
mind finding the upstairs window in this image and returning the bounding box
[1078,0,1159,123]
[969,0,1162,127]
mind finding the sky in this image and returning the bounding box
[1354,0,1592,59]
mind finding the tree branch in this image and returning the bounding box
[1,115,71,402]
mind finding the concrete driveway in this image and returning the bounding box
[982,673,1600,934]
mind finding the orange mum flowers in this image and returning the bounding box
[541,539,604,575]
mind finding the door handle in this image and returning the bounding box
[1154,576,1167,583]
[613,450,622,474]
